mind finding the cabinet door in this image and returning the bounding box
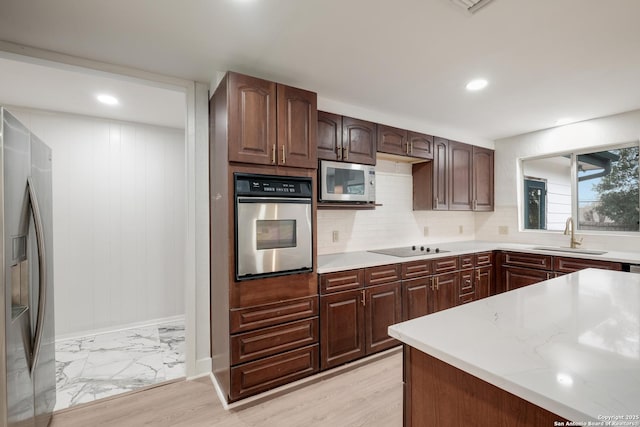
[317,111,342,161]
[365,282,402,354]
[402,277,430,321]
[320,290,365,369]
[458,269,475,305]
[473,146,494,211]
[476,265,494,300]
[377,124,408,156]
[228,72,277,165]
[553,256,622,273]
[277,84,317,169]
[432,137,449,210]
[503,266,551,291]
[408,131,433,159]
[342,116,376,165]
[448,140,473,210]
[430,272,458,313]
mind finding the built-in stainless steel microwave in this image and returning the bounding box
[319,160,376,203]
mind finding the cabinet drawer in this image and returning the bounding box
[459,269,475,294]
[402,260,432,279]
[460,255,474,269]
[433,256,459,274]
[553,257,622,273]
[502,251,552,271]
[475,251,494,267]
[231,318,318,365]
[320,269,364,294]
[503,266,552,291]
[365,264,401,286]
[230,296,318,334]
[230,344,319,401]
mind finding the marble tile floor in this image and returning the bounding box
[54,321,185,411]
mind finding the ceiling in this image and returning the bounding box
[1,0,639,140]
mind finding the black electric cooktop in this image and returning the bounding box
[368,246,449,258]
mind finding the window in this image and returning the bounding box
[521,143,640,232]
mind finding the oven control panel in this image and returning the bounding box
[235,174,312,198]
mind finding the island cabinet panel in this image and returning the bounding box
[503,266,551,291]
[365,282,402,354]
[320,289,366,369]
[404,347,567,427]
[553,256,622,273]
[317,111,342,161]
[403,277,430,321]
[231,318,318,365]
[230,344,319,400]
[341,116,377,165]
[429,272,458,314]
[448,140,474,211]
[320,269,364,294]
[228,72,277,166]
[230,296,318,334]
[365,264,401,286]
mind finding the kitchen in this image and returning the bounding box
[2,0,640,426]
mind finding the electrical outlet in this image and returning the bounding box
[498,226,509,235]
[423,226,429,236]
[458,225,464,234]
[332,230,339,242]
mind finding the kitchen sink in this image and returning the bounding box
[531,246,608,255]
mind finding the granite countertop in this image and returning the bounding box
[317,240,640,273]
[388,268,640,422]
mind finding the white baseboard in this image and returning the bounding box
[188,357,212,379]
[55,314,186,342]
[209,373,230,410]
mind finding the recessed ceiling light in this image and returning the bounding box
[465,79,488,91]
[555,117,573,126]
[96,94,119,106]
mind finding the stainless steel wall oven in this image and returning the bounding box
[234,173,313,281]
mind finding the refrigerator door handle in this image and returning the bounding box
[25,177,48,373]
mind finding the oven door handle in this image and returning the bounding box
[237,197,312,204]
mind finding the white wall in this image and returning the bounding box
[477,108,640,250]
[318,159,476,255]
[10,107,186,338]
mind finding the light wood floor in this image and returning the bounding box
[50,351,403,427]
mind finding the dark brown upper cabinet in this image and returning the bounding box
[377,125,433,160]
[472,146,494,211]
[448,140,473,211]
[317,113,376,165]
[432,137,449,210]
[317,111,342,161]
[228,71,317,169]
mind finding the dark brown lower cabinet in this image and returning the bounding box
[476,265,493,299]
[503,266,551,291]
[429,272,458,313]
[403,277,430,321]
[320,283,402,369]
[320,289,366,370]
[230,344,319,400]
[365,282,402,354]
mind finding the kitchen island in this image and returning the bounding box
[388,268,640,427]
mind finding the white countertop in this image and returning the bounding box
[317,240,640,273]
[388,269,640,422]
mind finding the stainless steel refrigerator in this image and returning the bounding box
[1,108,55,427]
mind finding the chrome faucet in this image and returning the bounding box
[563,217,583,248]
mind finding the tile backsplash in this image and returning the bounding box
[317,159,476,255]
